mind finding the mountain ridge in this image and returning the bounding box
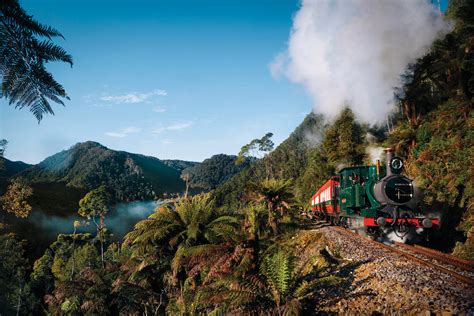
[17,141,187,201]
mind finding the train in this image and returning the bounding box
[309,148,440,241]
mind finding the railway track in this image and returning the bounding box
[395,242,474,272]
[331,226,474,287]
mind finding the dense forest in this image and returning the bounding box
[182,154,253,191]
[0,0,473,314]
[17,141,185,202]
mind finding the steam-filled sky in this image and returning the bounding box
[0,0,448,164]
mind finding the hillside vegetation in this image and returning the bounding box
[17,141,186,202]
[0,0,472,314]
[182,154,253,190]
[213,0,473,256]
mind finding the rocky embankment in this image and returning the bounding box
[316,226,474,314]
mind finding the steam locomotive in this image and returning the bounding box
[309,148,439,241]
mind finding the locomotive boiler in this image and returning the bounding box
[310,148,439,240]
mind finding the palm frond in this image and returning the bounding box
[1,0,72,121]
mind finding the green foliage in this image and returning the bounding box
[162,159,199,172]
[0,233,34,315]
[236,132,274,165]
[452,201,474,260]
[125,194,240,282]
[183,154,252,190]
[295,147,334,202]
[78,185,110,220]
[197,247,339,315]
[388,0,474,256]
[213,110,366,208]
[19,141,186,203]
[321,107,365,168]
[0,178,33,218]
[213,112,325,208]
[247,178,294,236]
[0,0,73,121]
[0,156,31,182]
[404,101,472,206]
[0,139,6,172]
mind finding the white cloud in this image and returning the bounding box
[152,106,167,113]
[105,126,142,138]
[161,139,174,144]
[273,0,451,122]
[152,122,193,134]
[100,89,167,104]
[167,122,192,130]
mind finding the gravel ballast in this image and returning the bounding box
[315,226,474,314]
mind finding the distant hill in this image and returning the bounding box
[0,157,32,192]
[18,141,187,202]
[162,159,200,172]
[0,157,32,179]
[182,154,252,190]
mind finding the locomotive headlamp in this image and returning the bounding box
[390,157,403,173]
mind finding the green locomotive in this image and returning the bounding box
[310,148,439,240]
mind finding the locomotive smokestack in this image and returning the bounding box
[384,148,394,177]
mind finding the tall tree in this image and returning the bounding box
[322,107,365,168]
[1,0,73,122]
[236,132,274,178]
[78,185,111,265]
[0,178,33,219]
[0,139,7,171]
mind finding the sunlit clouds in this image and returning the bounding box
[105,126,141,138]
[152,122,193,134]
[100,89,167,104]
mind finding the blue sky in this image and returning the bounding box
[1,0,312,163]
[0,0,449,164]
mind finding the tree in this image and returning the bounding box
[0,233,34,315]
[247,179,294,236]
[0,139,6,171]
[236,132,274,178]
[322,107,365,168]
[1,0,73,122]
[70,220,81,280]
[0,178,33,218]
[0,139,6,158]
[180,172,190,198]
[78,185,111,265]
[124,194,239,284]
[295,147,335,202]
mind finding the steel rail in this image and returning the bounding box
[395,242,474,272]
[331,226,474,286]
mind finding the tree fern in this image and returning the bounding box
[1,0,72,121]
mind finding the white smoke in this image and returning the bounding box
[272,0,451,122]
[366,146,384,164]
[365,133,384,164]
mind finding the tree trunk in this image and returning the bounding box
[16,285,22,316]
[100,215,105,266]
[185,180,189,198]
[71,226,77,280]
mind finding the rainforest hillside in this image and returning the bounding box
[182,154,253,190]
[0,157,31,189]
[17,141,186,201]
[214,0,473,257]
[0,0,472,315]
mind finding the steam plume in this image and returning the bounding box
[272,0,451,122]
